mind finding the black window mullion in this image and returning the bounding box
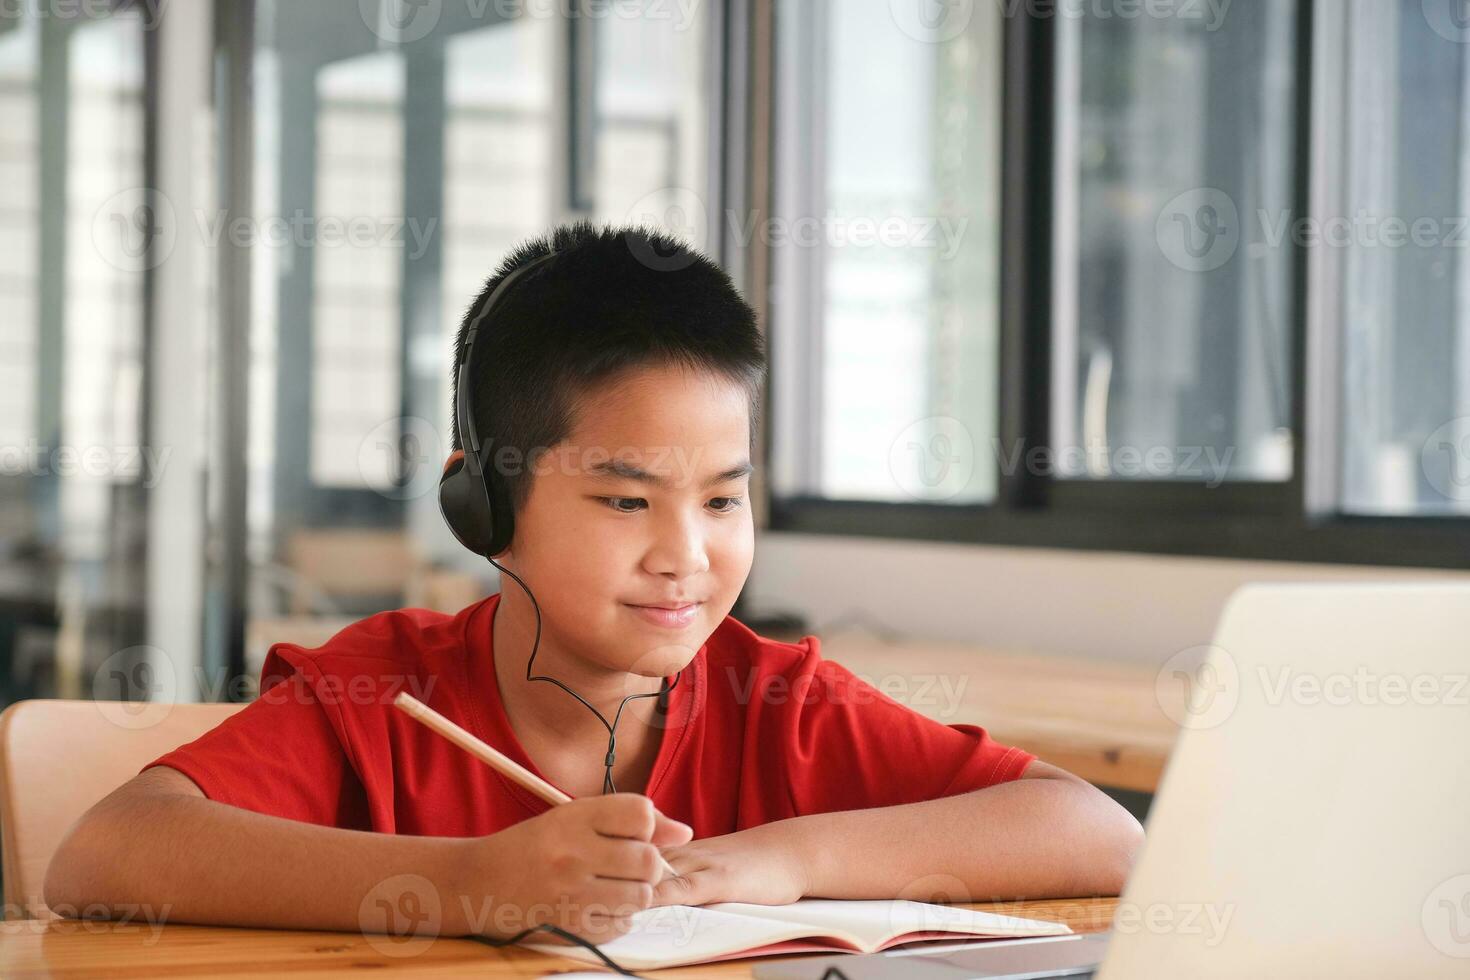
[997,2,1054,515]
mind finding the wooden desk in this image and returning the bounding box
[0,898,1116,978]
[801,631,1179,793]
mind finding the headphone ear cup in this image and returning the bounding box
[439,451,500,558]
[479,454,516,558]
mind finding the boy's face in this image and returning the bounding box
[500,362,755,678]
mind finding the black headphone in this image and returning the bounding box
[440,251,561,559]
[439,247,679,796]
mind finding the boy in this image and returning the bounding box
[46,222,1142,948]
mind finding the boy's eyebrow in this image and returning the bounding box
[587,458,754,490]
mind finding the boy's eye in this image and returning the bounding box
[595,496,745,514]
[707,496,744,514]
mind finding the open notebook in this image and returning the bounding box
[525,898,1072,971]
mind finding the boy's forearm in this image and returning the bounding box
[45,779,478,935]
[769,773,1143,902]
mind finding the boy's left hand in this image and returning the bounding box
[652,824,810,908]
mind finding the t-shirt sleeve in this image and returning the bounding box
[773,639,1035,816]
[141,652,370,829]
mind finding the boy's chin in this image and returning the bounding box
[611,642,703,679]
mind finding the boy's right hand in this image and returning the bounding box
[455,794,693,943]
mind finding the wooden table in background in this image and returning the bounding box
[0,898,1117,978]
[791,630,1179,794]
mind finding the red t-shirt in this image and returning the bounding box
[144,592,1034,837]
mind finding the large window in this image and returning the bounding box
[771,0,1003,505]
[309,52,406,489]
[591,3,714,224]
[769,1,1470,568]
[441,16,555,349]
[0,20,40,454]
[1327,1,1470,516]
[1052,3,1297,484]
[223,0,724,684]
[0,3,150,706]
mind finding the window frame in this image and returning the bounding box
[762,1,1470,572]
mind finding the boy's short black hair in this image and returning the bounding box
[450,220,766,514]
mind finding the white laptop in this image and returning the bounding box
[758,582,1470,979]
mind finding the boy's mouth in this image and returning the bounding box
[622,601,703,629]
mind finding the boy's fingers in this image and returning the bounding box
[584,878,655,916]
[588,794,659,839]
[590,839,664,883]
[651,812,694,847]
[651,868,705,907]
[583,795,691,852]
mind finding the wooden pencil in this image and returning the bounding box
[392,692,679,878]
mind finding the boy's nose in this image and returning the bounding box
[644,518,711,579]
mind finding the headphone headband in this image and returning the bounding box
[455,250,560,463]
[443,249,560,558]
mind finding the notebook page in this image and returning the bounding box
[522,903,860,971]
[704,899,1072,950]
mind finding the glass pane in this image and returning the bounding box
[0,7,148,708]
[592,1,712,231]
[771,0,1002,504]
[1052,4,1297,483]
[1338,2,1470,515]
[441,14,556,444]
[310,52,406,489]
[0,27,40,460]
